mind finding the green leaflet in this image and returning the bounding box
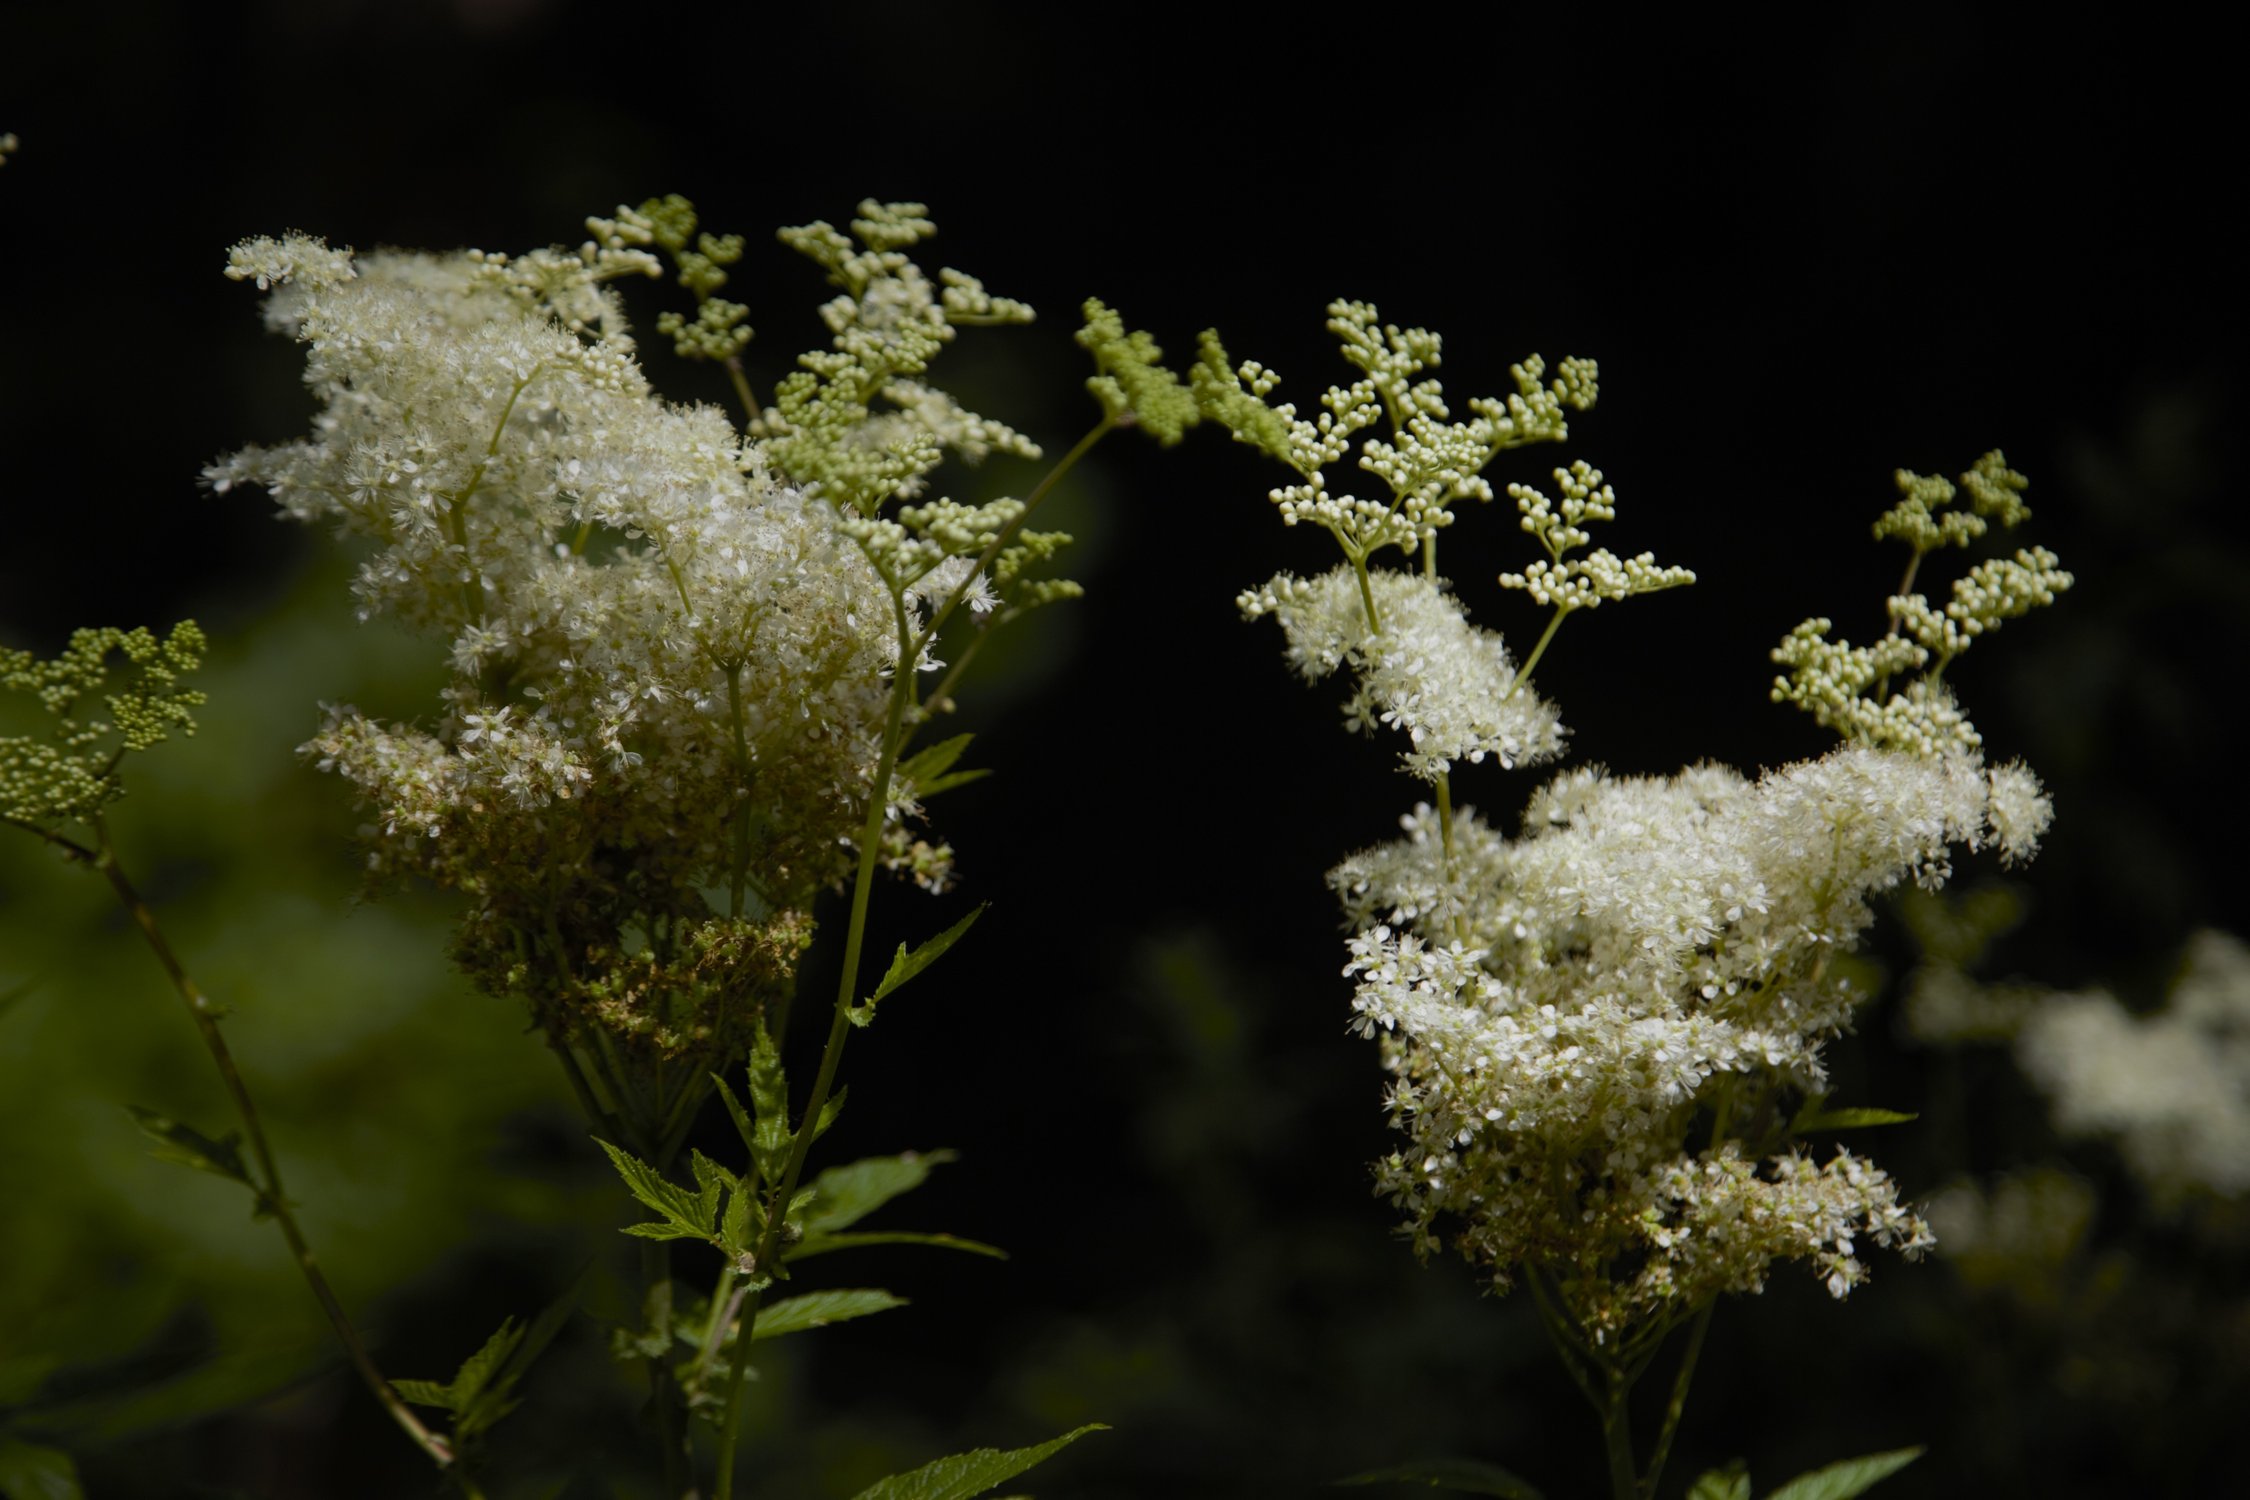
[1686,1465,1751,1500]
[1687,1449,1922,1500]
[803,1150,956,1234]
[126,1106,250,1189]
[785,1230,1006,1264]
[394,1280,582,1445]
[850,905,986,1027]
[747,1027,792,1188]
[595,1139,711,1243]
[1789,1100,1919,1133]
[751,1288,906,1341]
[1766,1447,1923,1500]
[848,1423,1108,1500]
[897,733,989,799]
[1332,1457,1546,1497]
[713,1071,755,1156]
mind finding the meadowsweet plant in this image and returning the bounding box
[5,194,1195,1498]
[1201,303,2070,1499]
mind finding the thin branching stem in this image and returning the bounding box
[67,818,456,1471]
[1641,1300,1715,1500]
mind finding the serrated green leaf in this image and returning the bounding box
[897,733,973,789]
[803,1151,957,1234]
[1686,1465,1750,1500]
[786,1230,1007,1263]
[451,1319,524,1407]
[720,1182,756,1256]
[848,1423,1107,1500]
[689,1149,733,1230]
[1332,1457,1545,1497]
[751,1288,907,1341]
[747,1029,791,1188]
[813,1086,848,1143]
[713,1071,756,1155]
[1766,1447,1923,1500]
[913,768,991,799]
[0,1437,84,1500]
[1791,1105,1919,1133]
[854,905,986,1026]
[391,1378,459,1411]
[595,1138,710,1241]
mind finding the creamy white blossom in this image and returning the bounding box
[1239,566,1565,778]
[209,205,1051,1062]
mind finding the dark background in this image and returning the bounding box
[2,4,2245,1497]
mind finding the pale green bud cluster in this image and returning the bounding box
[1498,460,1696,611]
[1076,299,1199,446]
[1197,302,1603,568]
[0,132,19,166]
[756,201,1042,516]
[1772,451,2071,756]
[2,622,207,826]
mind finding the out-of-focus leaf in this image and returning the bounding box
[125,1106,251,1188]
[0,1436,83,1500]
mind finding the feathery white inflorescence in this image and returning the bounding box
[208,204,1056,1056]
[1331,745,2042,1332]
[1239,567,1565,778]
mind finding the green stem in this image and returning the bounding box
[1601,1363,1640,1500]
[1506,605,1570,702]
[714,620,918,1496]
[1641,1300,1715,1500]
[692,1261,741,1393]
[1351,553,1383,634]
[724,354,761,427]
[710,1287,760,1496]
[80,821,455,1471]
[641,1239,687,1496]
[725,662,752,920]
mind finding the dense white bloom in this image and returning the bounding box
[208,214,1039,1061]
[1340,743,2047,1334]
[1240,566,1565,778]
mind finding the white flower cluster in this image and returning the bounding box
[1335,743,2044,1332]
[2016,930,2250,1199]
[208,208,1042,1058]
[1215,302,2065,1343]
[1239,567,1565,778]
